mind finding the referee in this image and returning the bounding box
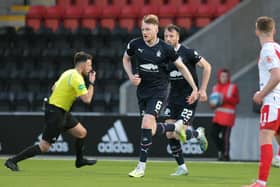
[5,51,97,171]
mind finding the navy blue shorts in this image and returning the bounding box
[163,102,197,125]
[138,97,165,118]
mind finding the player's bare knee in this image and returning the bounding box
[39,140,51,152]
[78,128,87,138]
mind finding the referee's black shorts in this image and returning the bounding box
[42,104,78,144]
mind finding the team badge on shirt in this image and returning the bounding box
[156,50,161,57]
[265,56,272,63]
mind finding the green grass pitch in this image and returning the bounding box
[0,159,279,187]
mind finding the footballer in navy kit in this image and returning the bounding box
[123,15,199,178]
[164,24,212,176]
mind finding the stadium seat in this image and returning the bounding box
[92,0,109,7]
[119,5,139,32]
[111,0,128,7]
[63,6,82,32]
[81,6,101,30]
[215,3,231,17]
[26,6,46,31]
[44,6,64,32]
[56,0,73,7]
[196,4,215,18]
[138,5,158,26]
[0,26,16,49]
[75,0,92,7]
[195,17,211,28]
[227,0,240,8]
[176,3,197,18]
[100,5,120,31]
[175,17,192,30]
[168,0,184,7]
[130,0,145,7]
[148,0,164,6]
[158,5,177,27]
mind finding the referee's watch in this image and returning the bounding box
[89,82,95,86]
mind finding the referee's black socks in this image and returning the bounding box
[75,138,85,161]
[11,145,42,163]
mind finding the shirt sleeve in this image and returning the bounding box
[263,48,280,70]
[189,49,202,64]
[126,39,136,57]
[167,45,179,62]
[71,73,88,97]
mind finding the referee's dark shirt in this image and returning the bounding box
[126,38,178,99]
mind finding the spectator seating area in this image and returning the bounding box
[0,0,241,112]
[26,0,240,32]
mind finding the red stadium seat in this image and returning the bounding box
[44,6,64,32]
[81,6,101,30]
[93,0,109,7]
[131,0,145,7]
[56,0,72,7]
[187,0,201,6]
[140,5,158,17]
[195,17,211,28]
[158,5,177,27]
[138,5,158,27]
[75,0,91,7]
[215,3,231,17]
[196,4,215,18]
[111,0,128,7]
[100,5,120,31]
[175,17,192,30]
[168,0,183,7]
[119,5,139,32]
[63,6,82,32]
[176,4,197,18]
[227,0,240,8]
[26,6,46,31]
[208,0,222,5]
[148,0,164,6]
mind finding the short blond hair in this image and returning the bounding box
[142,14,159,26]
[256,16,275,34]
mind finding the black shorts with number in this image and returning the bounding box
[42,104,78,144]
[164,101,197,125]
[138,97,165,118]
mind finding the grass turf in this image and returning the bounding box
[0,159,279,187]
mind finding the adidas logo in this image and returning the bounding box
[166,138,203,155]
[98,120,134,154]
[34,134,69,153]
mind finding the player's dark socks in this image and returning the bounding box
[75,138,85,160]
[4,159,19,171]
[139,128,152,162]
[75,158,97,168]
[155,122,175,136]
[169,138,184,165]
[10,145,42,163]
[186,129,198,140]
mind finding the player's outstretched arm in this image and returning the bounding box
[123,52,141,86]
[197,58,212,102]
[174,57,198,104]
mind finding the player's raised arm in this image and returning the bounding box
[174,57,198,104]
[196,57,212,102]
[80,71,96,104]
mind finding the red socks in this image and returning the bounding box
[258,144,273,181]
